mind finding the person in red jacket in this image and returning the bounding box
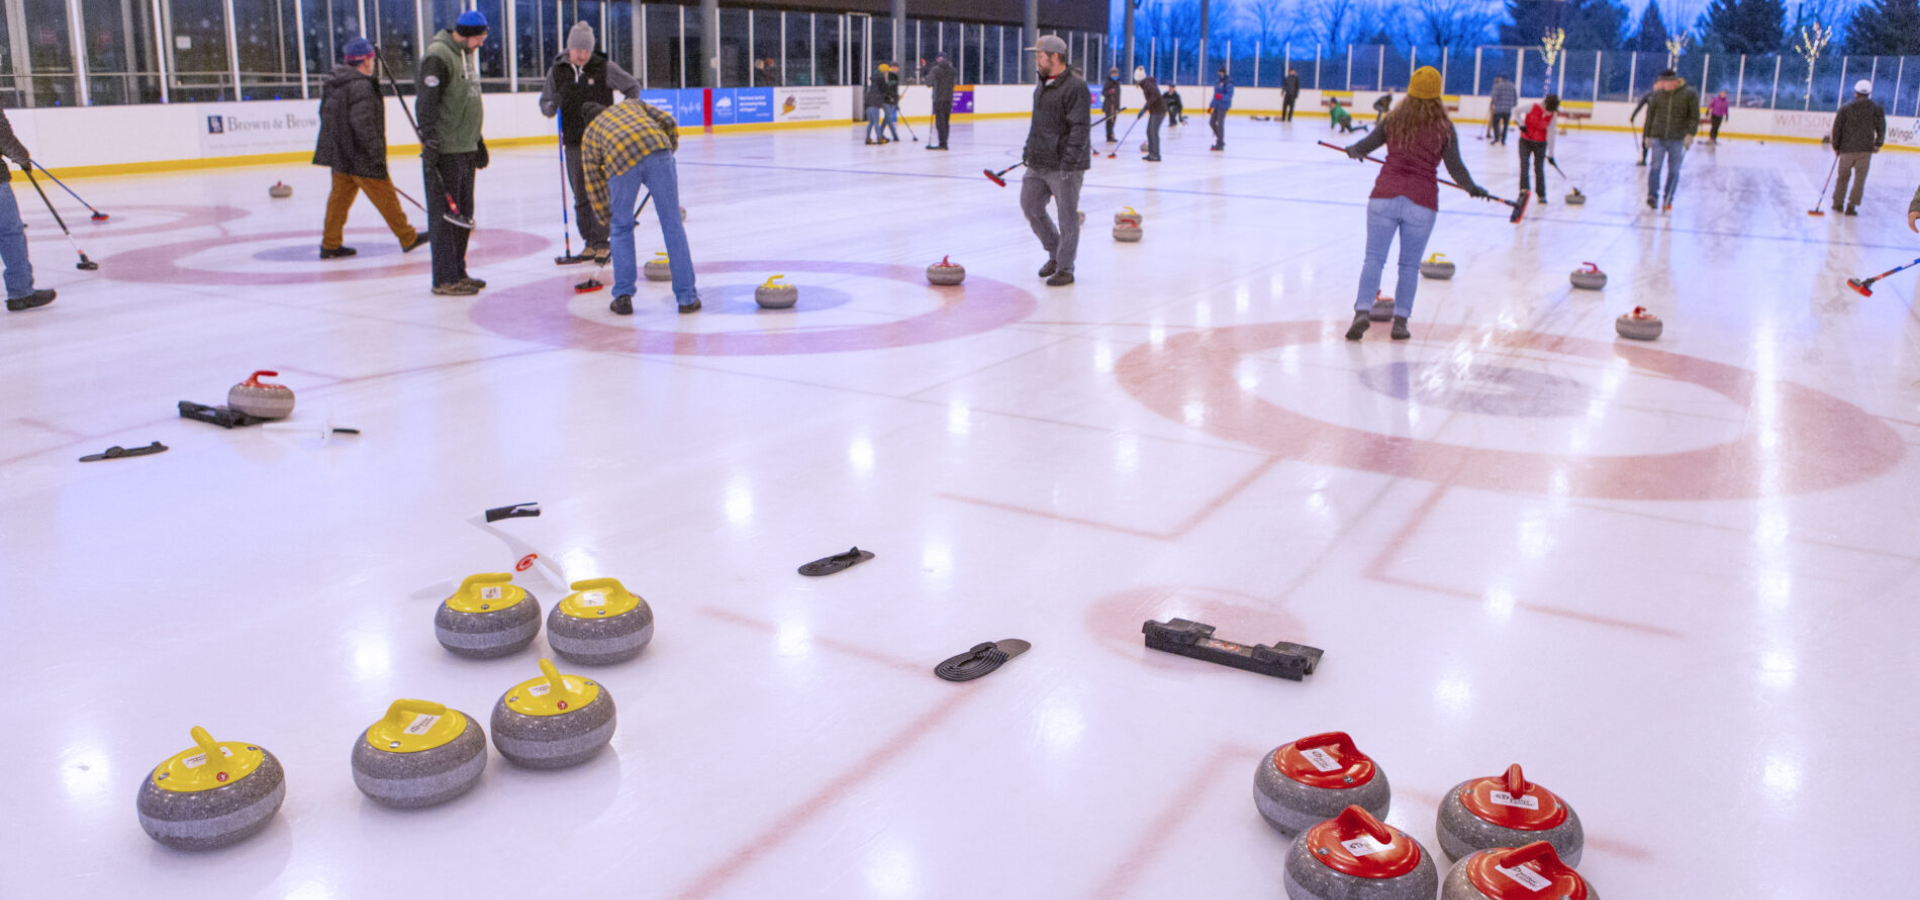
[1340,66,1487,341]
[1517,94,1558,205]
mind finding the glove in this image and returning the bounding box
[1346,147,1365,161]
[1683,135,1694,151]
[421,136,441,156]
[475,140,489,170]
[1547,156,1557,167]
[1908,210,1918,233]
[1468,185,1490,200]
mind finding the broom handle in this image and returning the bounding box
[1315,140,1510,206]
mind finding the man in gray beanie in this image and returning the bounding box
[542,21,641,264]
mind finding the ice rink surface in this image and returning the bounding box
[3,113,1919,898]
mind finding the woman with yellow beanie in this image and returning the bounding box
[1339,66,1487,341]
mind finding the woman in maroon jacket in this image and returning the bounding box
[1340,66,1487,341]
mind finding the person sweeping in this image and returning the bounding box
[313,37,426,260]
[0,109,53,312]
[541,21,641,264]
[1339,66,1487,342]
[1517,94,1558,206]
[581,98,699,315]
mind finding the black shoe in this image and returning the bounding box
[1647,197,1658,210]
[1039,260,1058,278]
[865,139,876,145]
[1845,206,1858,216]
[5,288,55,311]
[1538,196,1548,206]
[319,246,357,259]
[404,233,429,253]
[459,277,487,291]
[934,145,948,151]
[610,294,633,315]
[678,298,702,314]
[1046,271,1074,286]
[1345,312,1370,340]
[1391,316,1411,340]
[1833,203,1844,213]
[1210,144,1223,151]
[432,281,480,296]
[1142,155,1161,162]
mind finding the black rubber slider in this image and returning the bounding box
[934,639,1031,682]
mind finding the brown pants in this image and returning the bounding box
[1833,151,1872,211]
[322,171,418,250]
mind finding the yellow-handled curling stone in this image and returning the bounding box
[350,699,489,808]
[546,577,654,665]
[136,726,286,850]
[1255,731,1392,836]
[490,658,617,768]
[434,572,542,659]
[755,275,799,309]
[1420,253,1456,279]
[644,252,673,282]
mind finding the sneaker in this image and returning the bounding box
[403,233,429,253]
[319,246,357,259]
[1647,197,1658,210]
[1833,203,1844,213]
[678,298,702,314]
[5,288,55,311]
[459,277,487,291]
[1391,316,1411,340]
[1046,271,1075,286]
[1142,155,1161,162]
[610,294,633,315]
[1344,312,1370,340]
[432,281,480,296]
[1039,260,1058,278]
[1663,202,1672,214]
[1210,144,1223,151]
[1538,196,1548,206]
[865,139,876,145]
[1845,206,1858,216]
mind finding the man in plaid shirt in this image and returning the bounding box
[582,98,699,314]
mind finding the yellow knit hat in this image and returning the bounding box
[1409,66,1442,100]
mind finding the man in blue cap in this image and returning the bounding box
[313,37,425,260]
[418,10,490,295]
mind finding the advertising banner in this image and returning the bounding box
[951,87,974,114]
[198,102,320,156]
[733,88,775,124]
[773,86,838,123]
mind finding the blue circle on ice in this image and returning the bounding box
[1357,362,1592,419]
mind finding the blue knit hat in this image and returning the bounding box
[455,10,488,36]
[342,37,374,61]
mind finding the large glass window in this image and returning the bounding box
[717,6,746,87]
[235,0,301,100]
[167,0,230,101]
[82,0,164,104]
[749,9,777,86]
[811,11,836,86]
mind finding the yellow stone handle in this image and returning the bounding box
[762,275,787,289]
[189,726,227,777]
[570,577,627,594]
[460,573,513,593]
[1121,205,1138,215]
[1426,253,1447,263]
[652,251,669,261]
[383,699,447,726]
[538,658,567,695]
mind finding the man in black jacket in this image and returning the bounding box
[863,64,889,145]
[925,54,956,150]
[0,109,52,311]
[1136,66,1166,161]
[313,37,424,260]
[1020,35,1091,287]
[541,21,641,263]
[1282,67,1301,121]
[1102,67,1121,142]
[1830,80,1886,216]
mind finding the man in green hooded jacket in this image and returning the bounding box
[1641,69,1700,213]
[418,10,490,295]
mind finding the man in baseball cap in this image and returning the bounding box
[1830,79,1886,216]
[1018,34,1089,286]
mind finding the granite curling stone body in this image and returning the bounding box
[228,370,296,419]
[350,699,488,808]
[490,658,617,768]
[1436,763,1585,866]
[926,256,966,285]
[755,275,799,309]
[644,252,673,282]
[1615,307,1662,341]
[1442,841,1597,900]
[1420,253,1456,280]
[1369,291,1396,322]
[434,572,542,659]
[547,577,654,665]
[1570,263,1607,290]
[136,726,286,850]
[1285,805,1439,900]
[1255,731,1391,836]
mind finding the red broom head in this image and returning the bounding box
[1807,208,1826,217]
[575,279,605,294]
[90,212,109,221]
[1510,190,1532,224]
[983,168,1007,187]
[1847,278,1873,297]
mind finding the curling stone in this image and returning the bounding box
[1113,223,1142,242]
[490,658,617,768]
[1285,805,1439,900]
[269,181,292,199]
[1420,253,1456,280]
[434,572,541,660]
[644,252,673,282]
[1436,763,1584,866]
[349,699,487,808]
[1565,188,1587,205]
[547,577,654,665]
[1570,262,1607,290]
[926,256,966,286]
[136,726,286,850]
[1369,291,1396,322]
[227,370,295,419]
[1115,205,1144,225]
[1615,306,1662,341]
[1255,731,1391,836]
[1442,842,1597,900]
[755,275,799,309]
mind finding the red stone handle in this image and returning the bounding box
[244,370,282,388]
[1503,763,1532,796]
[1500,840,1571,876]
[1334,805,1395,845]
[1296,731,1360,759]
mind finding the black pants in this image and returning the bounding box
[1282,94,1297,120]
[1518,138,1548,195]
[1103,105,1117,140]
[1709,115,1723,141]
[563,142,607,249]
[425,151,476,287]
[1490,112,1512,143]
[1210,107,1226,146]
[933,106,951,147]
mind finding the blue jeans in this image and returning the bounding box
[865,106,882,141]
[884,103,901,140]
[1353,196,1438,319]
[0,184,36,299]
[1647,138,1686,203]
[609,151,696,306]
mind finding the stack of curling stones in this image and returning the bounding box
[491,658,617,768]
[1615,306,1662,341]
[1284,805,1437,900]
[229,370,295,419]
[350,699,488,808]
[1436,763,1584,866]
[137,726,286,850]
[547,577,654,665]
[1570,262,1607,290]
[1369,291,1396,322]
[435,572,542,659]
[1442,841,1597,900]
[1114,210,1143,243]
[755,275,799,309]
[644,252,673,282]
[1255,731,1390,836]
[1420,252,1456,280]
[269,181,292,199]
[926,256,966,286]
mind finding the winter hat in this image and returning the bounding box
[342,37,375,62]
[568,21,595,53]
[1133,65,1146,80]
[1855,79,1872,95]
[1408,65,1442,100]
[1657,68,1677,79]
[455,10,488,37]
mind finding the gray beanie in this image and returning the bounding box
[567,21,595,53]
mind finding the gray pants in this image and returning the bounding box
[1834,151,1872,210]
[1020,166,1084,275]
[564,142,608,248]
